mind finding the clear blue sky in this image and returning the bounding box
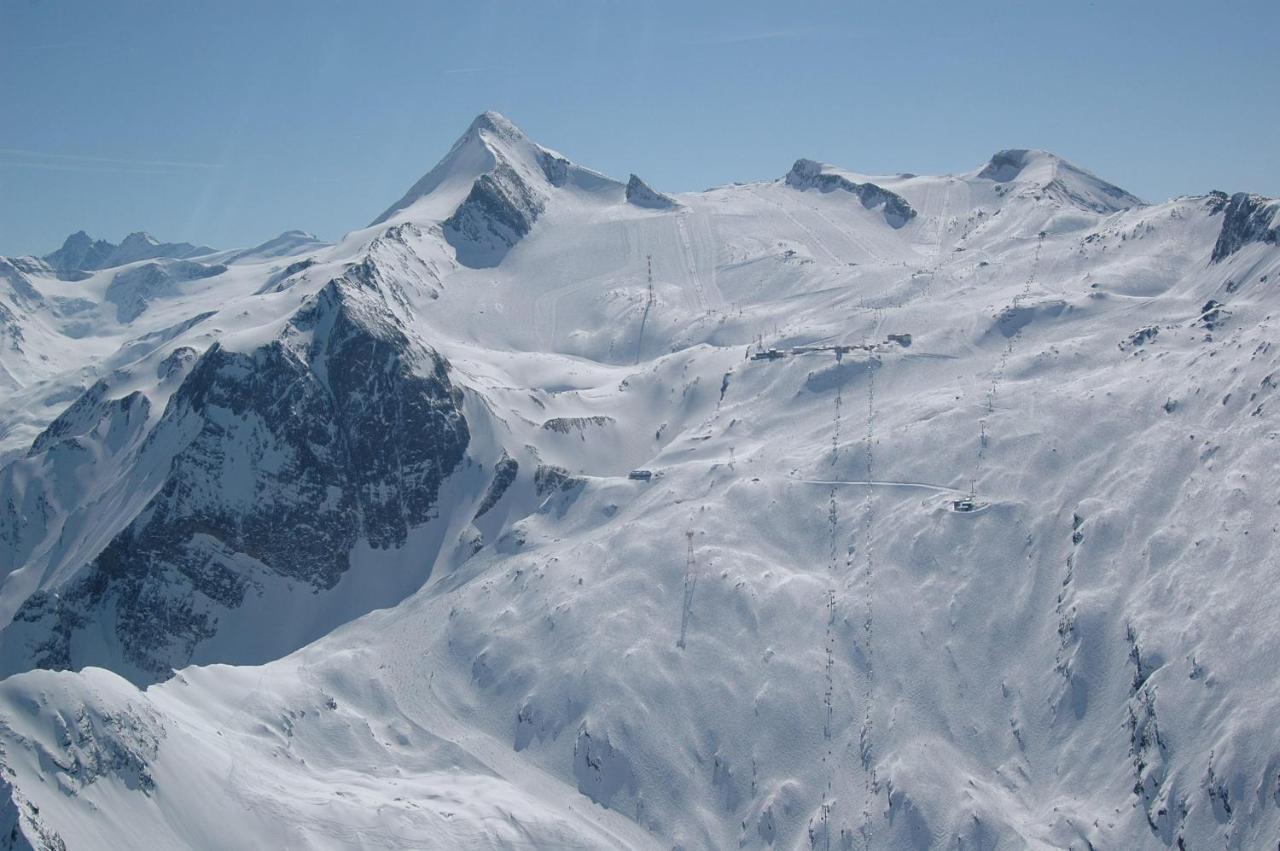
[1,0,1276,256]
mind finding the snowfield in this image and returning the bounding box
[0,111,1278,849]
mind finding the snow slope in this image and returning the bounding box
[0,113,1278,849]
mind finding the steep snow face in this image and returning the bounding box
[975,148,1144,213]
[0,665,660,850]
[0,113,1279,850]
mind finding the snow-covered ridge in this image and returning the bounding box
[784,158,918,227]
[0,110,1277,849]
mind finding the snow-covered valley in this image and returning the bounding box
[0,111,1277,849]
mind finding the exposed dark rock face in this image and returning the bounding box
[1195,299,1229,330]
[625,174,679,210]
[1210,192,1279,262]
[1121,326,1159,352]
[537,146,621,195]
[541,416,614,434]
[5,273,469,680]
[444,164,545,268]
[538,151,572,187]
[534,464,583,496]
[785,159,916,228]
[475,453,519,519]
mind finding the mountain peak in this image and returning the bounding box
[976,148,1143,213]
[977,148,1060,183]
[41,230,212,272]
[118,231,160,250]
[371,110,622,236]
[43,231,117,271]
[370,112,523,227]
[467,110,522,139]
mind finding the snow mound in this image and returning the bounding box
[976,148,1143,213]
[106,259,227,322]
[222,230,328,263]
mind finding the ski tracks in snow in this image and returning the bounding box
[674,211,724,314]
[747,186,845,268]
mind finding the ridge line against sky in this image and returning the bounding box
[1,0,1276,255]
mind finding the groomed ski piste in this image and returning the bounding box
[0,112,1278,848]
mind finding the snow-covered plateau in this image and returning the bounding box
[0,111,1277,849]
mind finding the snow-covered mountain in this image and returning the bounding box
[39,230,218,274]
[0,112,1277,850]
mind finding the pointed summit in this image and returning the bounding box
[43,230,115,271]
[372,111,623,267]
[370,112,513,227]
[41,230,213,272]
[467,110,523,140]
[976,149,1142,213]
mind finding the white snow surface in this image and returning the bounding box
[0,112,1278,849]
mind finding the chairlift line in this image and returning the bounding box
[859,355,879,842]
[968,232,1045,504]
[633,254,656,364]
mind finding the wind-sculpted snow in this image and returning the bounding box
[0,111,1277,849]
[105,259,227,323]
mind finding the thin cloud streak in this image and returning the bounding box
[0,148,223,170]
[0,159,197,176]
